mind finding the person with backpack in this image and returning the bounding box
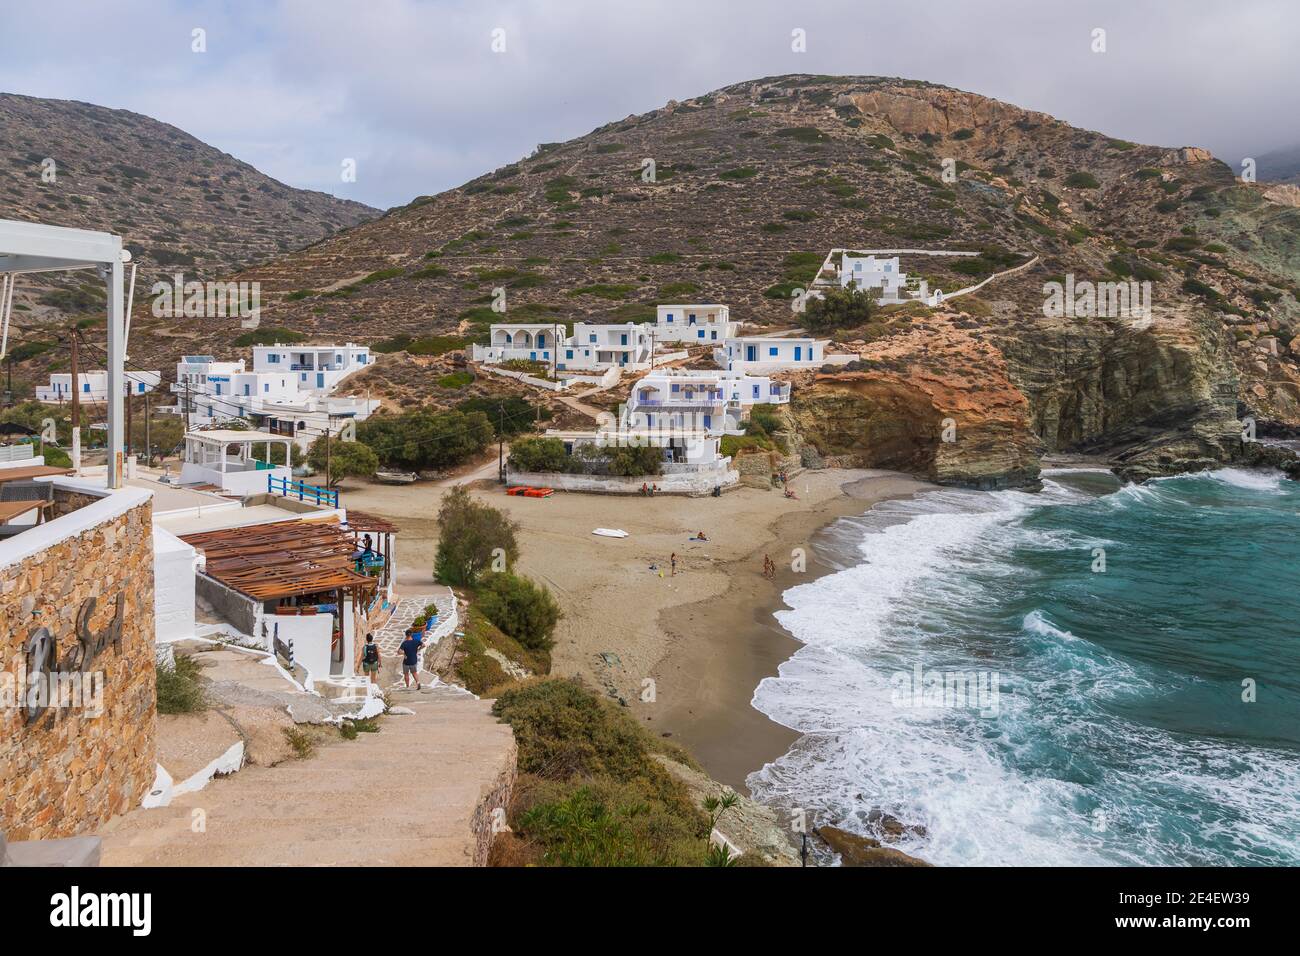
[399,628,424,690]
[361,633,381,684]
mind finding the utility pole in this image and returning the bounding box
[498,401,505,483]
[145,391,152,468]
[69,332,79,430]
[70,331,81,470]
[324,415,332,488]
[125,386,133,457]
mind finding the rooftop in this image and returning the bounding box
[181,516,376,602]
[185,428,292,444]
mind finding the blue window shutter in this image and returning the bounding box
[769,347,778,356]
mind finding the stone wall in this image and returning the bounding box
[0,494,158,840]
[470,739,517,867]
[508,466,739,496]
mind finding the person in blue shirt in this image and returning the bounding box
[398,629,424,690]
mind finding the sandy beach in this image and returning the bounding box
[338,463,927,791]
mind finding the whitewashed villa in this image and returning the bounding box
[166,351,379,449]
[252,342,371,393]
[840,254,908,302]
[654,303,737,344]
[473,321,655,374]
[716,335,826,372]
[471,322,566,365]
[624,369,790,436]
[37,368,161,403]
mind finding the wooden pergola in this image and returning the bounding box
[181,518,376,603]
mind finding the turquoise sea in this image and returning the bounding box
[749,468,1300,865]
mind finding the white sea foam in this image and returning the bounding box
[1202,467,1286,493]
[747,477,1300,866]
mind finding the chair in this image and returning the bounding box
[0,479,55,504]
[0,480,54,536]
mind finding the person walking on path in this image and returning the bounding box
[670,552,677,577]
[361,633,381,684]
[398,629,424,690]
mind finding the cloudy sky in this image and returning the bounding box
[2,0,1296,209]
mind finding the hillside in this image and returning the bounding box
[0,92,376,323]
[45,76,1300,483]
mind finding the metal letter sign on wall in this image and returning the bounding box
[22,592,126,725]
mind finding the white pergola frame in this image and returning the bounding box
[0,219,130,488]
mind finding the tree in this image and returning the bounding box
[434,485,520,585]
[358,408,494,472]
[475,572,561,651]
[509,436,570,473]
[306,435,378,487]
[802,285,879,333]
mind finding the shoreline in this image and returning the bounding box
[334,466,928,795]
[644,472,929,793]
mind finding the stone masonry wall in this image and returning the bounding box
[0,497,158,840]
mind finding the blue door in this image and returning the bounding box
[530,352,536,361]
[316,373,325,389]
[703,414,712,429]
[795,346,802,361]
[746,345,757,362]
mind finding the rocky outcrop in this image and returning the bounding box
[788,315,1042,489]
[816,826,931,867]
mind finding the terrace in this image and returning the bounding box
[181,517,383,683]
[178,428,293,496]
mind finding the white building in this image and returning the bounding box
[716,336,826,373]
[470,322,566,365]
[840,254,908,301]
[36,369,161,403]
[559,322,654,371]
[177,428,294,496]
[252,342,371,394]
[625,369,790,437]
[655,304,737,345]
[167,352,378,450]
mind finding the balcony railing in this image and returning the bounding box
[269,474,339,508]
[633,394,725,407]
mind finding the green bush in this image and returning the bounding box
[370,334,465,355]
[233,326,306,347]
[360,268,404,284]
[475,572,561,652]
[437,371,474,389]
[43,445,73,467]
[157,655,207,714]
[803,285,879,333]
[1064,171,1100,189]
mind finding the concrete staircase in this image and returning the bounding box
[99,681,516,867]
